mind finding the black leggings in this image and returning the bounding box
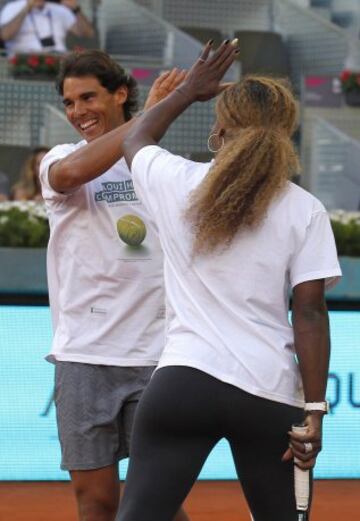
[117,366,308,521]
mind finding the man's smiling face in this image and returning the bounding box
[62,75,128,142]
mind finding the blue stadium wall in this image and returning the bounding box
[0,306,359,480]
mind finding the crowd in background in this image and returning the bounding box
[0,0,96,203]
[0,147,49,201]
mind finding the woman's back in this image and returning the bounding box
[131,146,340,408]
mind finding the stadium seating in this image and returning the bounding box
[233,30,290,77]
[178,27,224,49]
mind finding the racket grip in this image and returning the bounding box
[292,424,310,514]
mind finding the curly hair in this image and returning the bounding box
[56,50,138,121]
[185,76,300,255]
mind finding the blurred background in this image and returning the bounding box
[0,0,359,518]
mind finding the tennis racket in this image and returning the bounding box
[292,424,310,521]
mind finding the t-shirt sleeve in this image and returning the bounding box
[130,144,198,218]
[39,144,77,203]
[57,4,77,31]
[0,1,24,25]
[289,209,342,290]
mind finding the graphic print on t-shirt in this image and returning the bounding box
[117,215,147,247]
[94,179,137,203]
[93,175,153,260]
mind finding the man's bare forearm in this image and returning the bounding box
[72,10,94,38]
[49,119,134,192]
[1,4,29,41]
[49,68,189,192]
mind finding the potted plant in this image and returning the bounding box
[9,53,61,80]
[340,70,360,107]
[327,210,360,300]
[0,201,49,293]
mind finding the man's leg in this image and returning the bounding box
[71,465,120,521]
[71,465,189,521]
[55,362,133,521]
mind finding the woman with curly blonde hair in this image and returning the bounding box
[186,75,300,254]
[116,42,341,521]
[12,147,49,201]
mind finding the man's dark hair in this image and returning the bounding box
[56,50,139,121]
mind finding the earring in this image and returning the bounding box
[207,133,224,153]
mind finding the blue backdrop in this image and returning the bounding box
[0,307,359,480]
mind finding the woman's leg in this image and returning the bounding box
[117,367,223,521]
[226,390,306,521]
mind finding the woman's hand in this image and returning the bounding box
[282,413,324,470]
[144,69,187,110]
[176,39,239,103]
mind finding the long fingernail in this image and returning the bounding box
[208,39,214,45]
[231,38,238,46]
[224,39,230,44]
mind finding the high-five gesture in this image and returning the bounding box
[145,69,187,110]
[122,39,239,166]
[177,39,239,103]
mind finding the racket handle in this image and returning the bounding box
[292,424,310,517]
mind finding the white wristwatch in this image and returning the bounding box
[304,401,329,414]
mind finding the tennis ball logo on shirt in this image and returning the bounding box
[117,214,147,247]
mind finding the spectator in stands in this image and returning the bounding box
[0,0,94,56]
[12,146,49,201]
[0,171,10,201]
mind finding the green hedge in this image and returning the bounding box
[330,211,360,257]
[0,202,49,248]
[0,203,359,255]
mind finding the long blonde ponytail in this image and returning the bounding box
[185,76,300,255]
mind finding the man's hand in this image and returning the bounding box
[176,39,239,103]
[27,0,43,11]
[60,0,79,10]
[282,414,324,470]
[144,69,187,110]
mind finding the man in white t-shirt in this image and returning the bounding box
[39,50,188,521]
[0,0,94,56]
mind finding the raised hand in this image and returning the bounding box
[176,39,239,103]
[60,0,79,10]
[144,68,187,110]
[27,0,44,10]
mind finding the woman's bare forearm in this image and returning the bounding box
[123,40,238,167]
[123,90,193,167]
[292,280,330,402]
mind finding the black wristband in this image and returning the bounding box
[72,6,81,14]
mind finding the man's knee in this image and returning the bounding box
[77,496,118,521]
[71,467,120,521]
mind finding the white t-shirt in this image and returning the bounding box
[40,141,165,366]
[0,0,76,55]
[131,145,342,408]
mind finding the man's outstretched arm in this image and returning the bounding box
[47,69,186,193]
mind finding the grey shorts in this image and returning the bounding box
[54,361,155,471]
